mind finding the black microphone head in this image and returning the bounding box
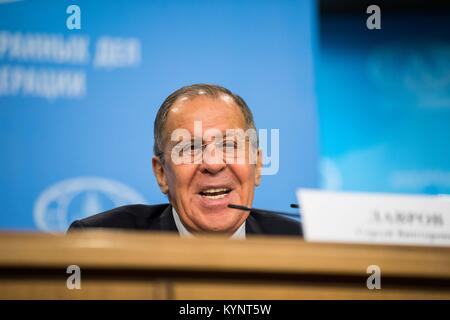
[228,204,251,211]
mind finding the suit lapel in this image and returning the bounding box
[149,204,178,232]
[245,213,262,235]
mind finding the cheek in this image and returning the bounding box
[166,164,197,195]
[229,164,256,188]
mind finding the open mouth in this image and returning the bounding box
[199,188,232,199]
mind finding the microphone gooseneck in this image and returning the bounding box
[228,204,301,219]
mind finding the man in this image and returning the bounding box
[69,84,302,237]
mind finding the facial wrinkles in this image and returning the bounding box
[160,95,257,233]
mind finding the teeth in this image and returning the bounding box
[203,193,227,199]
[203,188,228,194]
[200,188,230,199]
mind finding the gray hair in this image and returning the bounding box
[153,83,257,158]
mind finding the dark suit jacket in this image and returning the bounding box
[68,203,302,236]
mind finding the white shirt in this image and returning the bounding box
[172,207,246,239]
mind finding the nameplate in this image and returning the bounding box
[297,189,450,247]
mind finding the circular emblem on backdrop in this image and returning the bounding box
[33,177,146,232]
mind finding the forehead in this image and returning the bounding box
[165,95,246,134]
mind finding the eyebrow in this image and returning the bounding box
[172,135,244,147]
[166,127,250,148]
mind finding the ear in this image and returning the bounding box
[152,156,169,194]
[254,149,263,186]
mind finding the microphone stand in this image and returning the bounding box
[228,203,301,220]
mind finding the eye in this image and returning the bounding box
[181,142,202,154]
[177,143,189,154]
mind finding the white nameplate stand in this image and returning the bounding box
[297,189,450,247]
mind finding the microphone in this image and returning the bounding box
[228,203,301,220]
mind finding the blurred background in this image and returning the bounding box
[0,0,449,231]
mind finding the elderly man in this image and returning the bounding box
[69,84,301,237]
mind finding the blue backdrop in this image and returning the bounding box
[3,1,448,232]
[0,0,319,231]
[317,7,450,195]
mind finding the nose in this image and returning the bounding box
[199,143,226,174]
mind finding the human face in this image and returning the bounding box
[152,95,262,234]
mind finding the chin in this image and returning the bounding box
[198,216,241,234]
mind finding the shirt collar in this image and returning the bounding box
[171,207,246,239]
